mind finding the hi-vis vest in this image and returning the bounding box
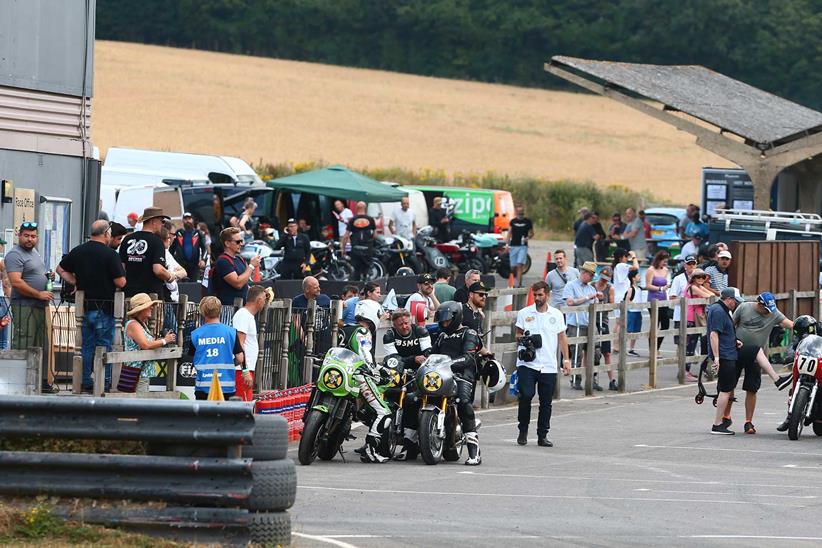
[191,323,237,394]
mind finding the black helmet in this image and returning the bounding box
[793,315,818,340]
[435,301,463,334]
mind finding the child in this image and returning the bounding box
[190,296,244,400]
[625,269,643,357]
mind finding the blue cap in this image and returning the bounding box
[757,291,777,313]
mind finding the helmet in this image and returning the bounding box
[481,359,506,394]
[435,301,463,334]
[355,299,382,331]
[793,315,818,340]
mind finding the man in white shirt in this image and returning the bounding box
[389,197,417,240]
[679,234,702,261]
[232,285,267,401]
[668,254,696,363]
[515,281,571,447]
[333,199,354,239]
[406,273,440,325]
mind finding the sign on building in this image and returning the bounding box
[701,168,754,216]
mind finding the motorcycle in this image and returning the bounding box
[414,226,453,273]
[298,347,393,465]
[435,232,485,274]
[240,240,281,282]
[303,241,355,281]
[375,234,423,276]
[415,354,465,465]
[492,247,532,279]
[382,355,417,457]
[786,334,822,440]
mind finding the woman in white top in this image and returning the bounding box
[610,248,639,353]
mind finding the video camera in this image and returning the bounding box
[517,330,543,362]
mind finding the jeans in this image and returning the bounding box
[81,310,115,389]
[517,366,557,439]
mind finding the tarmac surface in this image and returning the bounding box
[289,381,822,548]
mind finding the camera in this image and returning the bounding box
[517,330,543,362]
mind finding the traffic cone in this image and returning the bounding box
[207,373,225,401]
[503,274,514,312]
[543,251,553,280]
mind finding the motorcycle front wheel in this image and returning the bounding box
[298,410,329,465]
[319,410,351,461]
[788,386,810,440]
[419,409,444,465]
[366,259,387,281]
[327,259,355,281]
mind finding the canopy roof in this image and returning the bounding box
[550,56,822,148]
[267,165,407,202]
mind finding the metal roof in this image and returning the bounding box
[550,56,822,147]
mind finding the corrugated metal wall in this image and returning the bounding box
[0,86,91,157]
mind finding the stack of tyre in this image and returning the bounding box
[245,414,295,546]
[147,414,295,546]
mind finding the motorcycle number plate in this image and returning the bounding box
[433,255,447,267]
[797,355,818,376]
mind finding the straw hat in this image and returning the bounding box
[689,268,708,280]
[128,293,160,316]
[580,261,597,275]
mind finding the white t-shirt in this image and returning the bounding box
[165,249,182,302]
[613,262,631,303]
[680,240,698,260]
[515,304,567,373]
[232,307,258,371]
[668,271,689,322]
[391,208,416,239]
[336,208,354,237]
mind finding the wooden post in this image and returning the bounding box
[617,299,627,393]
[92,346,105,397]
[648,300,659,389]
[71,291,85,394]
[113,291,125,350]
[677,297,688,384]
[256,302,270,393]
[789,289,797,320]
[329,299,343,349]
[584,301,596,396]
[167,294,188,392]
[279,299,292,389]
[301,299,317,385]
[147,294,158,334]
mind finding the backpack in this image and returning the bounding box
[206,254,238,297]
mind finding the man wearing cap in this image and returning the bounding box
[119,207,175,298]
[171,213,207,281]
[273,218,310,280]
[126,212,139,230]
[669,255,697,375]
[708,287,745,435]
[562,261,602,390]
[705,250,732,296]
[407,273,440,325]
[731,292,794,434]
[462,281,490,333]
[6,221,54,392]
[679,234,702,261]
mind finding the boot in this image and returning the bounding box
[361,433,389,463]
[776,414,791,432]
[395,430,419,461]
[464,432,481,466]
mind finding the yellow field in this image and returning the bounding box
[93,40,731,203]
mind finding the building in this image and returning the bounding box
[0,0,99,271]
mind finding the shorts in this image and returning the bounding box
[566,324,588,353]
[598,321,611,354]
[509,245,528,266]
[715,358,741,393]
[736,344,762,393]
[627,311,642,333]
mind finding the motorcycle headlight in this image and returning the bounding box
[321,367,345,390]
[422,371,443,392]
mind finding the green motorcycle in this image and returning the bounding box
[298,347,395,465]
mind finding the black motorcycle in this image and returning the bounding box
[303,241,355,281]
[415,354,465,465]
[375,234,423,276]
[414,226,453,273]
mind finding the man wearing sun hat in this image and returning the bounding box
[731,291,794,434]
[119,207,175,298]
[562,261,601,390]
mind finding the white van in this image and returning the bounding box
[101,147,262,223]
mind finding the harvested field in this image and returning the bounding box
[94,40,732,203]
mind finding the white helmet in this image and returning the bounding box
[355,299,383,331]
[482,359,506,394]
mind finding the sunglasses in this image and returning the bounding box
[232,239,244,244]
[20,221,37,229]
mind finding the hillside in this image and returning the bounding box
[93,40,732,203]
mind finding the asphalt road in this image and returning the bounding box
[289,384,822,548]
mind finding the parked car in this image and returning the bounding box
[645,207,686,256]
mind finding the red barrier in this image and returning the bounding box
[256,384,313,442]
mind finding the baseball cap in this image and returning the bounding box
[417,273,435,284]
[286,218,297,225]
[684,255,697,264]
[127,212,138,221]
[717,250,732,259]
[757,291,777,313]
[183,211,193,218]
[720,287,744,304]
[468,281,490,294]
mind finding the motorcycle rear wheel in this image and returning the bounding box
[788,387,810,440]
[366,259,387,280]
[327,259,354,281]
[298,410,329,465]
[418,410,444,465]
[389,255,423,276]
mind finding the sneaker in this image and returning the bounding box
[775,375,792,391]
[776,415,791,432]
[721,417,732,428]
[537,438,553,447]
[711,424,735,435]
[593,381,603,392]
[608,379,617,391]
[744,422,756,434]
[628,350,640,357]
[572,382,583,391]
[517,431,527,446]
[685,372,698,383]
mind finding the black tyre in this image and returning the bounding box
[144,443,223,458]
[248,459,297,511]
[244,415,289,461]
[327,259,354,281]
[461,257,485,274]
[366,259,386,281]
[418,410,443,465]
[522,253,532,275]
[788,387,810,440]
[298,410,328,465]
[318,411,350,461]
[496,254,511,279]
[813,421,822,436]
[443,444,462,462]
[249,511,291,546]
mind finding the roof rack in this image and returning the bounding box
[713,209,822,234]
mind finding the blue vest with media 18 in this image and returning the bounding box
[191,323,237,394]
